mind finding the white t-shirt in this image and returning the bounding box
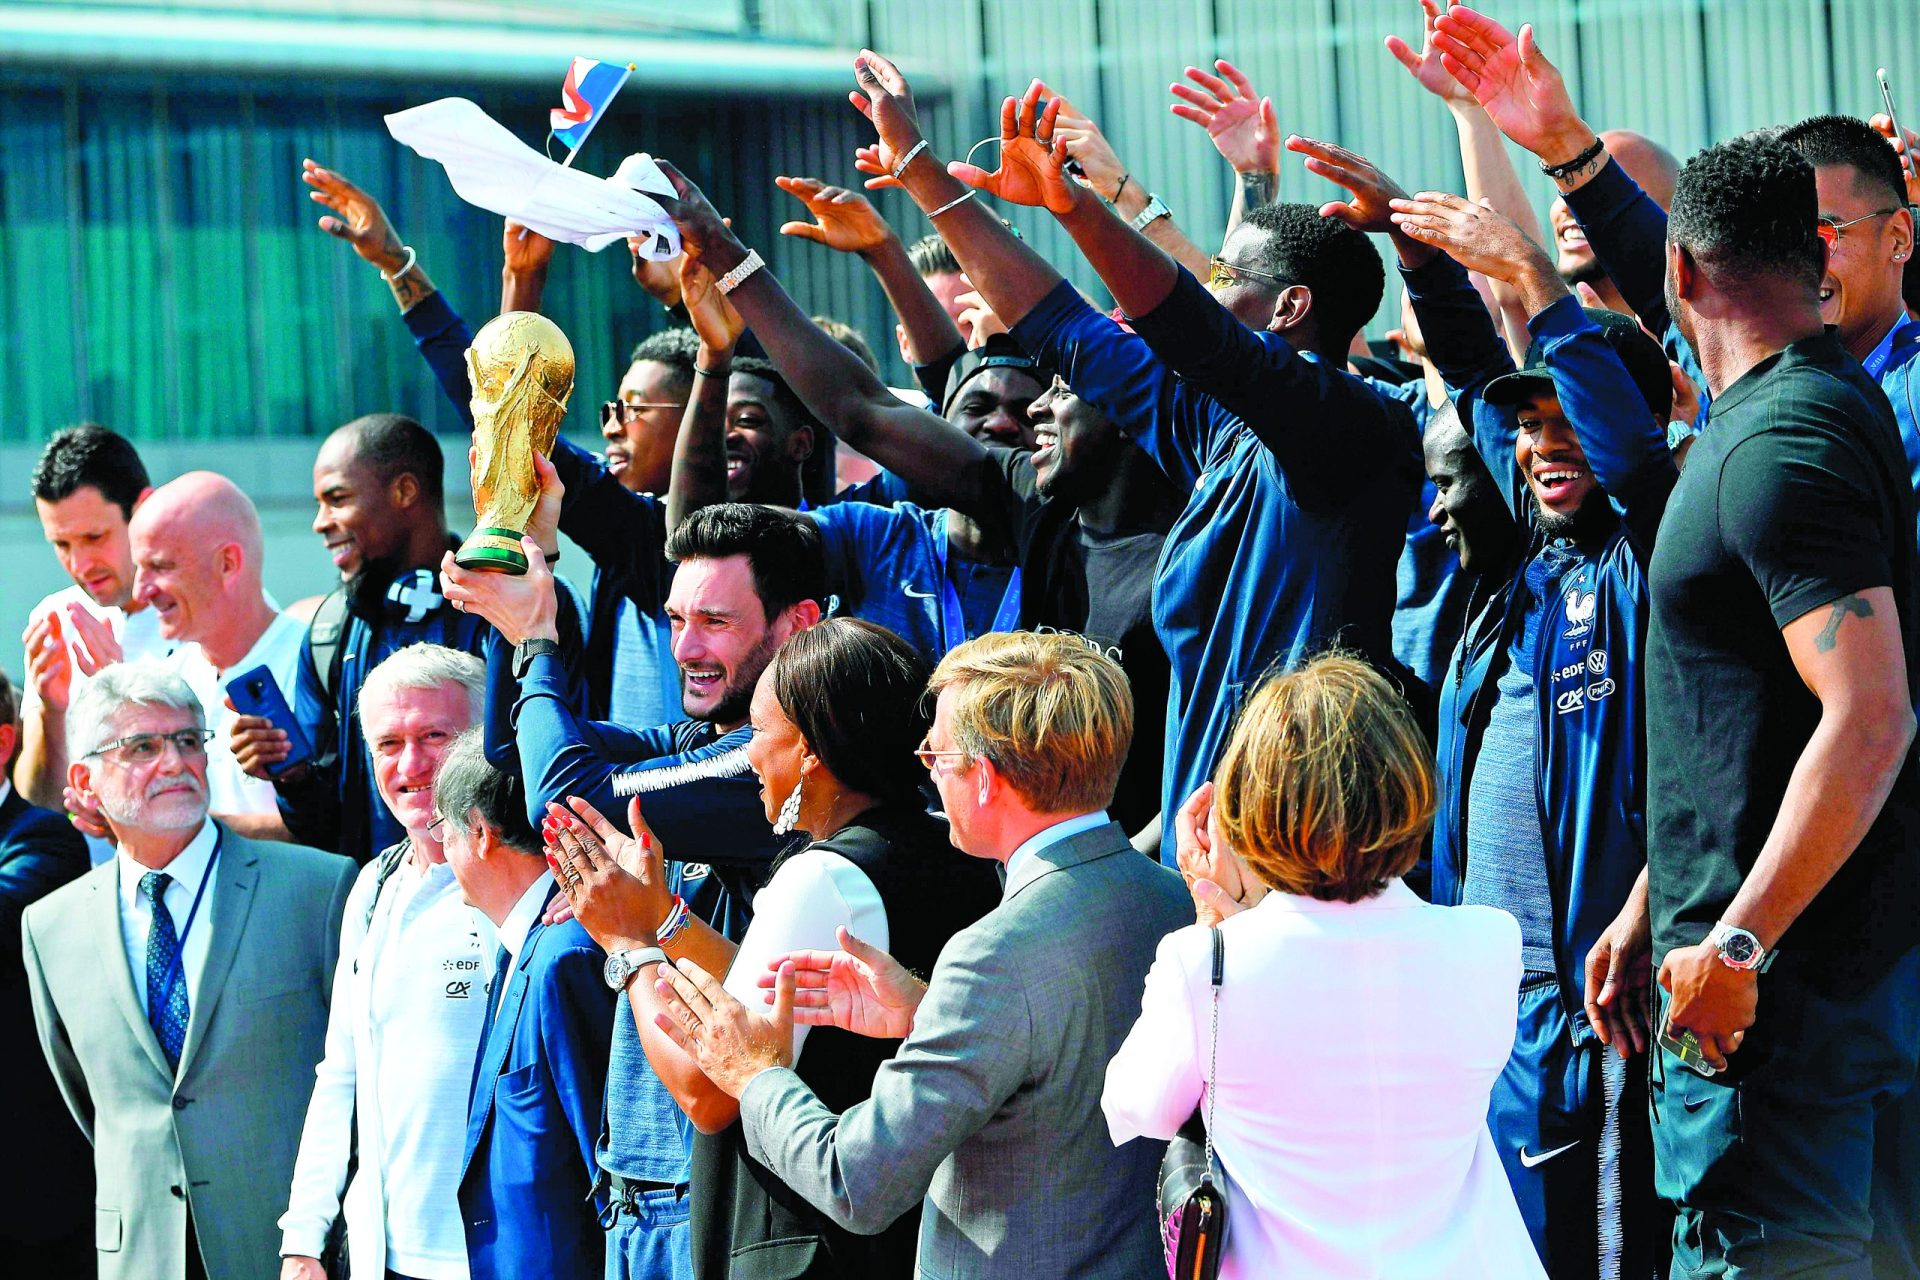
[723,849,889,1061]
[167,609,307,817]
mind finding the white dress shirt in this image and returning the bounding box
[491,870,556,1009]
[116,819,221,1006]
[1001,810,1109,894]
[1102,880,1544,1280]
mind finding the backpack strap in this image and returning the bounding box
[306,586,352,706]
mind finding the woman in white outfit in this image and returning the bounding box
[1103,654,1544,1280]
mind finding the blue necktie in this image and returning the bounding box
[141,871,190,1070]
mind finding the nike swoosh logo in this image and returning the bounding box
[1682,1095,1710,1112]
[902,585,936,599]
[1517,1140,1579,1168]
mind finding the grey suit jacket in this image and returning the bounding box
[22,823,354,1280]
[739,820,1191,1279]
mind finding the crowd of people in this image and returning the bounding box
[6,3,1920,1277]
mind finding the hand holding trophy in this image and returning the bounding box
[458,311,576,574]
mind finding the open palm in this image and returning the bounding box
[762,926,926,1039]
[1433,8,1580,156]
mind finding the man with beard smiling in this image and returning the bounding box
[442,501,820,1280]
[23,662,351,1280]
[1388,186,1676,1278]
[232,413,489,864]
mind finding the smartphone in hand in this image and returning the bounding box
[224,664,314,777]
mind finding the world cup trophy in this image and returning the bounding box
[456,311,576,574]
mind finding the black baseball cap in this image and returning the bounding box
[1483,307,1673,422]
[941,334,1050,416]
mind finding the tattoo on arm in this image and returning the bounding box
[1815,594,1874,653]
[1238,170,1277,211]
[387,266,436,314]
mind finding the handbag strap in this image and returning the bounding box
[1204,924,1223,1170]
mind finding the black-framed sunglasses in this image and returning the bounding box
[1207,255,1290,289]
[84,728,215,765]
[601,398,685,424]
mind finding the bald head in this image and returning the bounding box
[130,471,267,644]
[1601,130,1679,211]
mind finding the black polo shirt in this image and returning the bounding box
[1647,331,1920,980]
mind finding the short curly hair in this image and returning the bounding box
[1779,114,1908,209]
[1668,136,1822,292]
[1239,202,1386,348]
[627,327,700,387]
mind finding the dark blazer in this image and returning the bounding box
[0,785,92,1263]
[459,889,616,1280]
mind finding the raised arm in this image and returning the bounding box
[775,175,965,369]
[1433,6,1673,335]
[1041,80,1213,276]
[665,253,744,534]
[1168,59,1280,239]
[303,159,476,428]
[1389,1,1548,354]
[653,160,1008,525]
[1394,189,1675,553]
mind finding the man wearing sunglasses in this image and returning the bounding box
[22,661,352,1280]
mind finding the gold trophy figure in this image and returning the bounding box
[457,311,576,574]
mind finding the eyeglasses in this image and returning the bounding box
[1207,255,1290,290]
[601,399,685,423]
[426,814,448,836]
[914,735,972,777]
[85,729,215,764]
[1816,208,1903,246]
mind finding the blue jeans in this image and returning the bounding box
[606,1185,693,1280]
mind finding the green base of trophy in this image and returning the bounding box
[455,527,530,575]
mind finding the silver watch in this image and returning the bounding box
[1129,194,1171,231]
[603,946,669,991]
[1706,921,1774,972]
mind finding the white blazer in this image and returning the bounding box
[1103,879,1544,1280]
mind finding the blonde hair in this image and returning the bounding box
[927,631,1131,812]
[1214,654,1434,903]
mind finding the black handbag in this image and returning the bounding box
[1156,925,1228,1280]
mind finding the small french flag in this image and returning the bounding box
[549,57,634,155]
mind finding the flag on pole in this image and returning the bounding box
[549,57,634,156]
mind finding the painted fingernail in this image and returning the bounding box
[640,832,651,851]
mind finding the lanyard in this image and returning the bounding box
[933,512,1023,653]
[151,830,221,1004]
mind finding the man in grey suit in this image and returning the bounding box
[652,632,1191,1279]
[22,661,352,1280]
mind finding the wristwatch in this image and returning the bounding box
[512,636,560,680]
[1130,194,1171,231]
[1707,921,1775,972]
[603,946,669,991]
